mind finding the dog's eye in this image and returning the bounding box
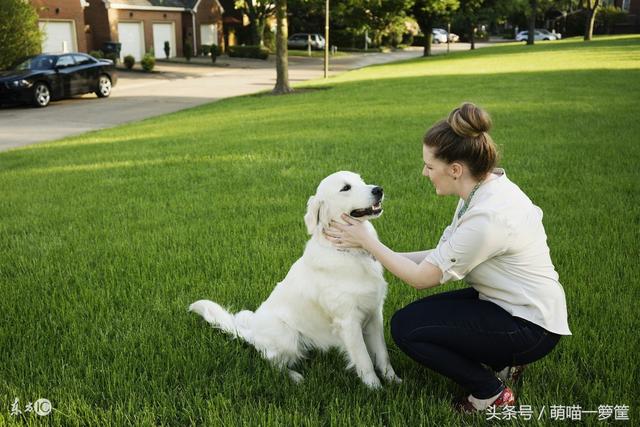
[340,184,351,192]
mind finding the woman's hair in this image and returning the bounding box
[423,102,499,180]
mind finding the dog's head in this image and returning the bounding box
[304,171,384,235]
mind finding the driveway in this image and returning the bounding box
[0,44,490,151]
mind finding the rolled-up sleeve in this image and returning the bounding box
[425,210,509,284]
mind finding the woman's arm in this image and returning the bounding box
[399,250,433,264]
[325,215,442,290]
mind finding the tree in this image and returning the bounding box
[457,0,484,50]
[581,0,600,40]
[0,0,42,70]
[411,0,459,56]
[273,0,293,94]
[235,0,275,46]
[527,0,537,44]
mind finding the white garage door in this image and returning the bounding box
[39,21,76,53]
[118,22,144,61]
[153,23,175,59]
[200,24,218,46]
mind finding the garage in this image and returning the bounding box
[200,24,218,46]
[118,22,144,61]
[152,23,176,59]
[39,21,76,53]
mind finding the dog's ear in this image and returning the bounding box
[304,195,329,234]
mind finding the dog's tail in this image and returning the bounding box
[189,300,254,343]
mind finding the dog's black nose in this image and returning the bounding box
[372,186,383,197]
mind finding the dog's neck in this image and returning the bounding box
[312,225,375,259]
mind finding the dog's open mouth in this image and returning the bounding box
[350,201,383,218]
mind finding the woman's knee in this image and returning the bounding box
[390,309,409,346]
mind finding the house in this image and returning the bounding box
[31,0,224,59]
[614,0,640,32]
[84,0,224,59]
[31,0,90,54]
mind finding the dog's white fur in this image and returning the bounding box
[189,171,400,389]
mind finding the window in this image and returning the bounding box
[72,54,94,65]
[55,55,75,68]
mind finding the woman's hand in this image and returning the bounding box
[323,213,376,250]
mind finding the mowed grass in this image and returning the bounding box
[0,35,638,426]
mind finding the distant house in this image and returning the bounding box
[31,0,90,54]
[614,0,640,33]
[84,0,224,60]
[31,0,224,59]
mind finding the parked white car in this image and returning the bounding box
[431,29,448,44]
[516,30,558,41]
[287,33,326,50]
[432,28,459,43]
[537,28,562,40]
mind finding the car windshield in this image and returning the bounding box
[11,56,56,71]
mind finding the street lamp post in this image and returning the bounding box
[324,0,329,78]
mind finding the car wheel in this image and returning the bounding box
[32,82,50,108]
[96,74,112,98]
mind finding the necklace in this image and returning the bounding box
[457,181,483,219]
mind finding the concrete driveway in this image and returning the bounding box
[0,44,488,151]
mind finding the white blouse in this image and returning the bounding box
[425,168,571,335]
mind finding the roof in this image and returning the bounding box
[108,0,223,11]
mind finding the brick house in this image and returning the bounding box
[31,0,90,54]
[32,0,224,59]
[84,0,224,60]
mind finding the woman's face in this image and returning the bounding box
[422,145,455,196]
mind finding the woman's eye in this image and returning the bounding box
[340,184,351,192]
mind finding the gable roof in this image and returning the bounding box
[107,0,224,11]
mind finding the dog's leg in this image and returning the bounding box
[335,317,381,389]
[364,310,402,384]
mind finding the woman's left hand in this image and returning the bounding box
[323,213,376,250]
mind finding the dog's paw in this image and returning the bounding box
[387,374,402,384]
[288,370,304,384]
[362,374,382,390]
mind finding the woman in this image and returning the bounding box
[324,102,571,412]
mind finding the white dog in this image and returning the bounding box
[189,171,400,389]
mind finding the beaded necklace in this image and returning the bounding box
[457,181,483,219]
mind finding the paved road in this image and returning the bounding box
[0,44,490,151]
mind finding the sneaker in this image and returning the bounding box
[496,365,526,384]
[454,386,516,413]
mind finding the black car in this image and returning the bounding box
[0,53,118,108]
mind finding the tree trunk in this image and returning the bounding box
[584,6,598,40]
[469,23,476,50]
[527,0,537,45]
[273,0,292,94]
[420,19,433,57]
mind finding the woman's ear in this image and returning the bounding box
[304,195,329,234]
[450,162,463,180]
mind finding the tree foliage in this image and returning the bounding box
[235,0,275,46]
[0,0,42,70]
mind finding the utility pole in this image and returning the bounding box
[324,0,329,78]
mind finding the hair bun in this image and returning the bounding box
[447,102,492,138]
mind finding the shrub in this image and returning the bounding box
[227,45,269,60]
[89,50,104,59]
[0,0,42,69]
[184,40,193,61]
[164,41,170,59]
[200,44,211,56]
[123,55,135,70]
[210,44,221,63]
[141,53,155,72]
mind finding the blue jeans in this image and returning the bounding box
[390,287,561,399]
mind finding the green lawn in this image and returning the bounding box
[1,35,638,426]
